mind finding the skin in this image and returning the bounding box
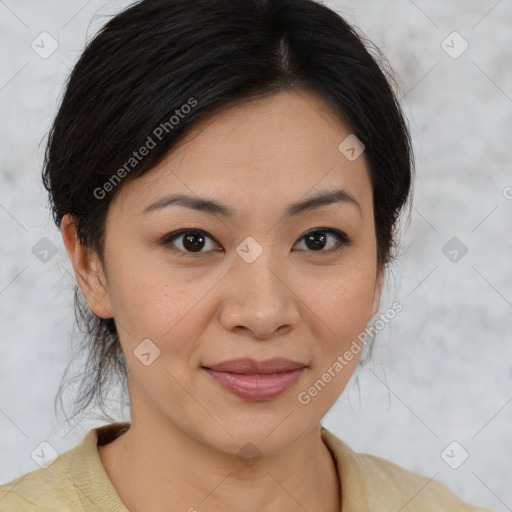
[62,89,384,512]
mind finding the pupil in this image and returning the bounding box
[306,231,326,250]
[184,232,205,252]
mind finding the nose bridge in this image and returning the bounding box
[234,235,288,304]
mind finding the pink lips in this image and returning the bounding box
[202,357,307,401]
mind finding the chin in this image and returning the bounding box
[183,406,315,460]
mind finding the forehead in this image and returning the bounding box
[112,89,372,220]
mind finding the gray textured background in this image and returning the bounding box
[1,1,511,510]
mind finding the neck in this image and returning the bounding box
[98,412,340,512]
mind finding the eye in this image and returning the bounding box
[161,229,220,257]
[294,228,352,254]
[160,228,351,258]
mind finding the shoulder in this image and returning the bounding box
[0,458,79,511]
[320,427,495,512]
[352,451,492,511]
[0,422,130,512]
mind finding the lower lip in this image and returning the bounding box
[203,367,306,401]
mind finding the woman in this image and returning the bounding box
[0,0,494,510]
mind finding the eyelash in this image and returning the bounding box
[160,228,352,258]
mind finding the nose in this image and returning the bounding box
[218,250,300,340]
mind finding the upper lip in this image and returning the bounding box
[203,357,307,375]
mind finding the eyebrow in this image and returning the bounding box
[142,188,362,219]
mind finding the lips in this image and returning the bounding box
[204,357,306,374]
[202,358,307,401]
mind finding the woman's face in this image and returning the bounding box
[84,89,383,455]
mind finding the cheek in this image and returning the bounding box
[294,265,376,411]
[302,258,377,349]
[105,250,219,362]
[326,274,375,336]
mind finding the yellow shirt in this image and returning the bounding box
[0,422,494,511]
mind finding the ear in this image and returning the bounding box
[61,213,113,319]
[368,266,384,321]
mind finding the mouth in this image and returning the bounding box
[201,358,307,401]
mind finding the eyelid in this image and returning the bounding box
[160,227,352,257]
